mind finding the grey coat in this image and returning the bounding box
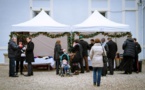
[8,40,19,58]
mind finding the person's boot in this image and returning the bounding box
[97,83,100,87]
[93,82,96,86]
[20,72,24,75]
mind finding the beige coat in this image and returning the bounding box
[89,43,103,67]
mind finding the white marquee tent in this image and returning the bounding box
[12,10,70,32]
[11,10,70,57]
[73,10,130,32]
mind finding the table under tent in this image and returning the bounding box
[11,10,71,70]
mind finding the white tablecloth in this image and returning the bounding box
[24,58,55,67]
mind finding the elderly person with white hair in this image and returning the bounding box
[8,37,20,77]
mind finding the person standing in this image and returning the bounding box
[133,38,141,73]
[79,36,90,72]
[15,41,25,75]
[89,39,95,50]
[25,37,34,76]
[8,37,20,77]
[71,39,84,73]
[122,35,136,74]
[90,38,103,86]
[101,38,109,76]
[106,37,118,75]
[54,40,63,75]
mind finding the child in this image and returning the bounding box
[61,59,70,74]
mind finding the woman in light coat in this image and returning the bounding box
[90,38,104,86]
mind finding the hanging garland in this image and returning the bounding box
[103,32,131,38]
[9,31,131,52]
[74,32,131,38]
[10,32,70,38]
[67,32,75,52]
[75,32,103,38]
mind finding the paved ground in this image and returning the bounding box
[0,62,145,90]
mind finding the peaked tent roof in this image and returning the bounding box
[12,10,70,32]
[73,10,130,32]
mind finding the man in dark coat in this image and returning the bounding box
[106,37,118,75]
[79,36,90,72]
[133,38,141,73]
[122,36,136,74]
[8,37,19,77]
[71,39,84,73]
[25,37,34,76]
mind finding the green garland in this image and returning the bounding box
[10,31,131,52]
[10,32,70,38]
[74,32,131,38]
[67,32,75,52]
[103,32,131,38]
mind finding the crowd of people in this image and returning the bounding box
[54,35,141,86]
[8,35,142,87]
[8,37,34,77]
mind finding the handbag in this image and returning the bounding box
[21,53,26,57]
[102,47,108,63]
[103,56,108,63]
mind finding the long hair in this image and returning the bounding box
[55,40,61,45]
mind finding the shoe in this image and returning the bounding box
[74,71,79,75]
[108,73,113,75]
[123,71,129,74]
[97,84,100,87]
[10,75,19,77]
[31,73,33,76]
[80,71,84,73]
[93,82,96,86]
[24,74,31,77]
[20,73,24,75]
[86,70,90,72]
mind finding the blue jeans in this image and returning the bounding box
[9,57,16,76]
[93,67,102,85]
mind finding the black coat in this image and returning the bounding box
[107,40,118,59]
[8,40,19,58]
[15,45,25,61]
[26,41,34,63]
[89,43,94,50]
[123,39,136,58]
[79,40,89,57]
[135,42,141,55]
[72,44,83,63]
[15,48,22,60]
[54,44,63,60]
